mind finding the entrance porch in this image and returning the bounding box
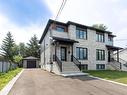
[51,36,78,62]
[106,45,123,70]
[50,37,85,76]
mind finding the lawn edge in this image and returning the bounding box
[90,75,127,87]
[0,69,24,95]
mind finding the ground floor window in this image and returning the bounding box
[96,49,105,60]
[76,47,87,60]
[81,64,88,70]
[96,64,105,70]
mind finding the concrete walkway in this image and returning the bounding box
[8,69,127,95]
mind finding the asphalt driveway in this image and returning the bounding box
[9,69,127,95]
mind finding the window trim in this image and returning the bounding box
[76,27,87,40]
[81,64,88,70]
[96,64,105,70]
[55,25,66,32]
[96,32,105,43]
[108,36,113,42]
[96,49,105,61]
[76,47,88,60]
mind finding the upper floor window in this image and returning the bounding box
[76,28,87,39]
[108,36,113,42]
[96,49,105,60]
[56,26,65,32]
[76,47,87,60]
[96,32,104,42]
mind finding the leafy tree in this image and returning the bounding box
[92,24,108,31]
[13,55,23,64]
[26,35,40,58]
[0,32,15,62]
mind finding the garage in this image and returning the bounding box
[22,56,39,68]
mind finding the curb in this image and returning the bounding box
[0,69,24,95]
[89,75,127,87]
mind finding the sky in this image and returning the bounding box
[0,0,127,48]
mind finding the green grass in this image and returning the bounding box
[0,68,22,90]
[84,70,127,84]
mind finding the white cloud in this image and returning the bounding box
[44,0,127,48]
[0,14,43,46]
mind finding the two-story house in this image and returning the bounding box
[39,19,122,75]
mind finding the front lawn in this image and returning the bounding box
[85,70,127,84]
[0,68,22,90]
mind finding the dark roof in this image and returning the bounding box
[106,45,123,51]
[39,19,116,43]
[23,56,39,60]
[67,21,112,34]
[52,36,78,43]
[108,34,116,37]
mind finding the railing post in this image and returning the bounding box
[61,62,63,72]
[120,63,122,70]
[71,55,73,61]
[79,62,81,71]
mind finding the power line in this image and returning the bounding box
[55,0,67,20]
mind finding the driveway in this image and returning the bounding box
[9,69,127,95]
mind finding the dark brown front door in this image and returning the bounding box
[61,47,67,61]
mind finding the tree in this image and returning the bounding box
[92,24,108,31]
[26,35,40,58]
[0,32,15,62]
[12,44,19,56]
[19,42,27,57]
[13,55,23,64]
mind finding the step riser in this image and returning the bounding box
[61,62,80,73]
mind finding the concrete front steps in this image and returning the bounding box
[62,62,80,72]
[60,62,88,77]
[61,72,88,77]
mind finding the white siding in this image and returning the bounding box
[119,49,127,61]
[40,30,51,70]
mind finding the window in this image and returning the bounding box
[76,47,87,60]
[81,64,88,70]
[56,26,65,32]
[96,49,105,60]
[96,32,104,42]
[96,64,105,70]
[76,28,87,39]
[108,36,113,42]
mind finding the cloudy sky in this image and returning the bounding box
[0,0,127,47]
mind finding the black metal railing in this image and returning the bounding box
[113,57,127,69]
[109,60,122,70]
[119,58,127,68]
[71,55,81,71]
[53,55,62,72]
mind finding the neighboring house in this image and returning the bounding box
[113,48,127,71]
[22,56,39,68]
[39,19,123,75]
[117,48,127,61]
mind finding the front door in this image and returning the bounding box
[61,47,67,61]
